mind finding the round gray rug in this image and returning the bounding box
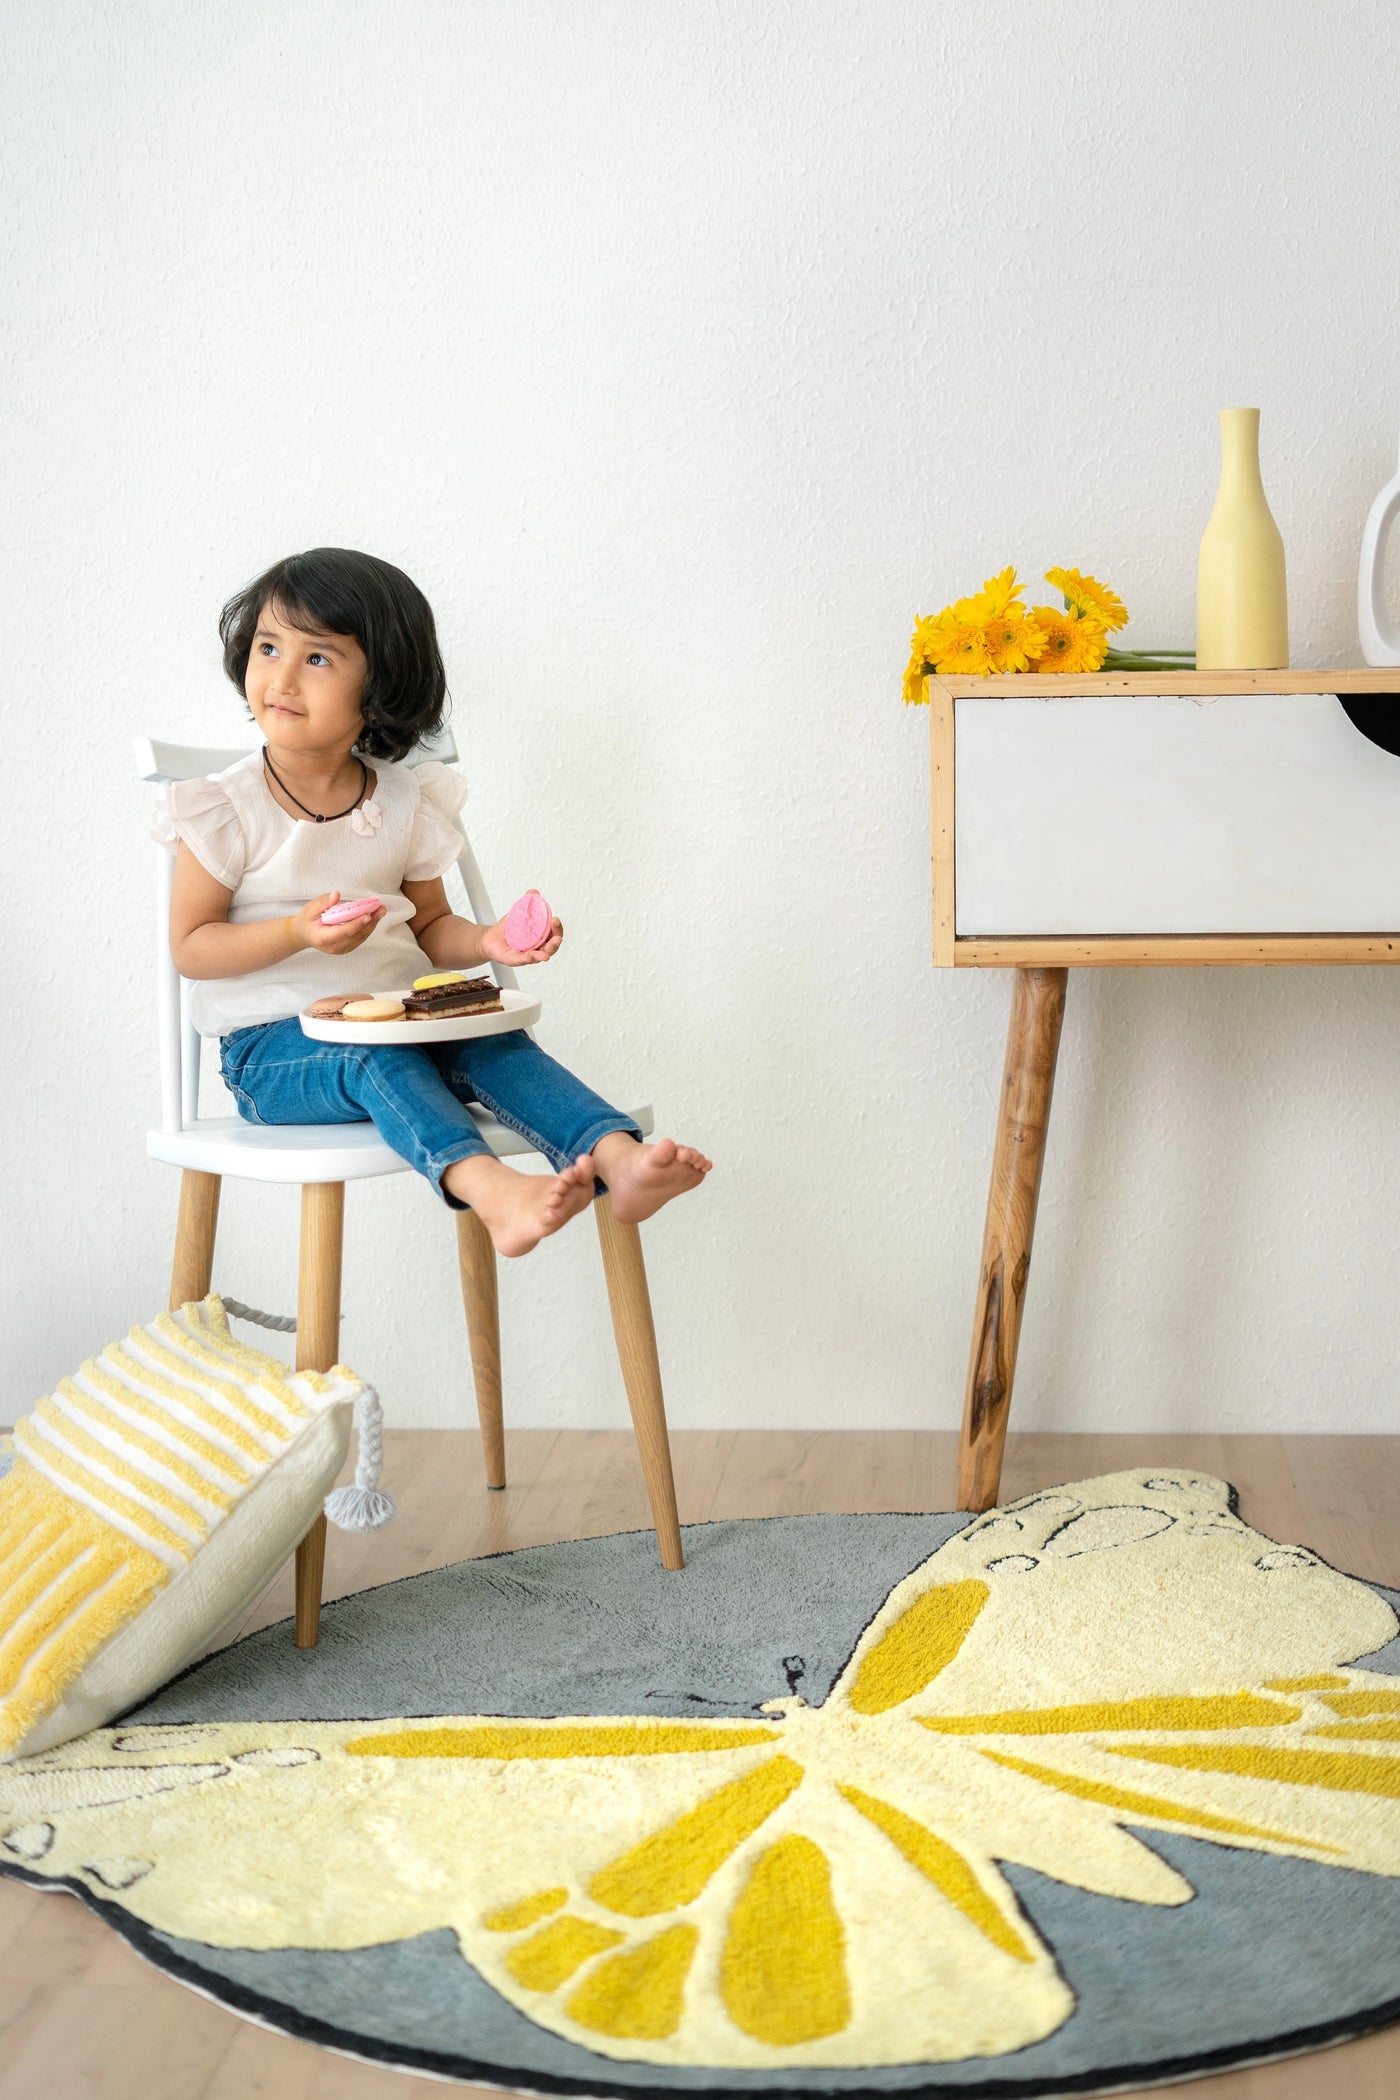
[4,1471,1400,2096]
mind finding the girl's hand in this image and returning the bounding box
[290,892,388,955]
[480,913,564,967]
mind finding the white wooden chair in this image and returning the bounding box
[136,733,684,1647]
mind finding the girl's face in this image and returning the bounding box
[244,599,369,756]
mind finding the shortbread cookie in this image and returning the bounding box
[341,996,406,1022]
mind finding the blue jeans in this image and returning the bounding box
[219,1019,640,1207]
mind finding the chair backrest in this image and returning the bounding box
[135,730,514,1136]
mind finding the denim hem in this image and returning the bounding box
[422,1137,496,1209]
[570,1118,644,1175]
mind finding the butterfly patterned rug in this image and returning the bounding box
[3,1467,1400,2097]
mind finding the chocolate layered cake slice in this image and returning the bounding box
[403,974,504,1020]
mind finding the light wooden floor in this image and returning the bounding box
[2,1430,1398,2100]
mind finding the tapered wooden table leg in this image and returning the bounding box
[295,1181,344,1648]
[456,1208,505,1488]
[594,1197,684,1570]
[169,1169,221,1309]
[957,967,1068,1512]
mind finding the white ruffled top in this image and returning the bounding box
[152,750,469,1035]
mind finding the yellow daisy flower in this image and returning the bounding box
[1045,568,1128,633]
[931,622,991,676]
[967,566,1022,621]
[1030,607,1110,674]
[901,614,951,704]
[902,574,1030,698]
[981,605,1047,675]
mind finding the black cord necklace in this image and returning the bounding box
[263,747,368,823]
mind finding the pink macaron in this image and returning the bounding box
[320,896,382,927]
[503,889,553,951]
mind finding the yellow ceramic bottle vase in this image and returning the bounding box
[1196,407,1289,669]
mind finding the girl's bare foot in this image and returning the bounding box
[444,1153,597,1256]
[592,1134,712,1225]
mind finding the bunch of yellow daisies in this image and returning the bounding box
[903,566,1142,702]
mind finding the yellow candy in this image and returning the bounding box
[412,971,470,991]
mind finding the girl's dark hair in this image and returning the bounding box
[219,548,449,763]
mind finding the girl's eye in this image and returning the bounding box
[258,642,278,658]
[308,654,330,667]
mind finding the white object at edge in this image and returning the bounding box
[1357,434,1400,665]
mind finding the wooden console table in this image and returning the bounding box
[929,667,1400,1510]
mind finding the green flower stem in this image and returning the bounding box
[1103,648,1196,670]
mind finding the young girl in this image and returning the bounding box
[156,547,711,1256]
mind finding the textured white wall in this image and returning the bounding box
[5,1,1400,1438]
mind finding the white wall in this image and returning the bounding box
[5,0,1400,1438]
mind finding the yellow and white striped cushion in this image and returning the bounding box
[1,1297,363,1760]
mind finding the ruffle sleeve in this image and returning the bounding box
[149,776,247,892]
[403,761,470,882]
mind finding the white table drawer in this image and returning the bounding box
[954,691,1400,937]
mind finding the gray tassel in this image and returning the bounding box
[324,1386,397,1531]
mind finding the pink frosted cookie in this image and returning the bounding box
[503,889,552,951]
[320,896,381,927]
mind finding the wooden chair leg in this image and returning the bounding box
[456,1208,505,1489]
[294,1181,345,1648]
[593,1196,684,1570]
[169,1169,221,1309]
[957,966,1068,1513]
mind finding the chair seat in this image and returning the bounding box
[147,1103,654,1184]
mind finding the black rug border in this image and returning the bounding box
[5,1489,1400,2097]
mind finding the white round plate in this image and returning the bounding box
[299,986,541,1045]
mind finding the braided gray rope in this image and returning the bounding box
[220,1297,297,1333]
[220,1296,395,1531]
[324,1385,396,1531]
